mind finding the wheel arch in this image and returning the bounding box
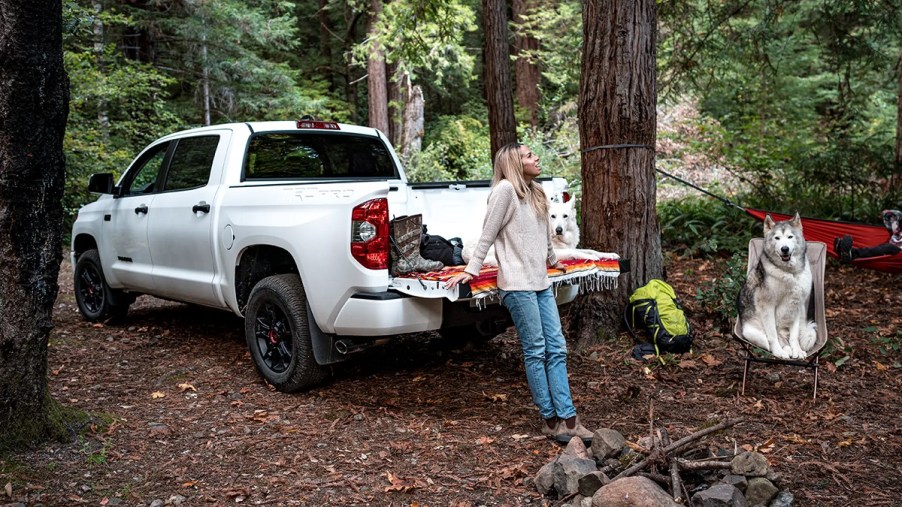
[72,234,99,262]
[234,244,300,312]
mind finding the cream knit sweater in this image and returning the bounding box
[464,179,557,291]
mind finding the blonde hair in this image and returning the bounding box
[491,143,548,216]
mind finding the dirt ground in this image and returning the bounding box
[1,254,900,506]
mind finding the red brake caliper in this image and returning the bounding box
[268,329,278,345]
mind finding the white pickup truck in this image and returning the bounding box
[71,120,576,391]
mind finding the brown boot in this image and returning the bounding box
[541,417,559,437]
[555,415,593,442]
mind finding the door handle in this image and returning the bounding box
[192,202,211,214]
[134,205,148,215]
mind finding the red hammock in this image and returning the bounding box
[744,208,901,273]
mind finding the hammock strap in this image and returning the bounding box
[655,167,745,211]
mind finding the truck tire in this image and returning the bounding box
[244,274,328,392]
[74,249,131,322]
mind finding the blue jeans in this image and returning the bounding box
[500,287,576,420]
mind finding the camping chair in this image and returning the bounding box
[732,240,828,401]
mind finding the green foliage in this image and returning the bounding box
[658,196,758,257]
[513,0,582,121]
[62,3,185,232]
[370,0,477,87]
[868,326,902,364]
[407,113,491,182]
[659,0,902,221]
[694,252,747,331]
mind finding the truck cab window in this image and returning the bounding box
[124,142,170,196]
[162,136,220,192]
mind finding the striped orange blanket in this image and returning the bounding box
[389,256,621,304]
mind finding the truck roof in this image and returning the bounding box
[159,121,383,139]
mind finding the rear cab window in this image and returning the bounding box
[243,133,398,181]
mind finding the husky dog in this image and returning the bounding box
[462,199,610,266]
[737,213,817,359]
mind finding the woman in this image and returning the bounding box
[446,143,593,441]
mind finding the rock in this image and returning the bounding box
[765,469,782,487]
[148,500,164,507]
[731,451,770,477]
[721,474,748,493]
[166,495,187,505]
[581,497,593,507]
[578,471,610,497]
[568,494,586,507]
[553,453,598,498]
[564,436,592,460]
[745,478,779,506]
[590,428,626,460]
[106,499,123,506]
[591,476,681,507]
[691,484,748,507]
[535,461,555,495]
[769,490,795,507]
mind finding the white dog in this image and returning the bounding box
[737,213,817,359]
[462,199,613,266]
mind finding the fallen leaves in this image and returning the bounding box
[178,382,197,392]
[482,392,507,402]
[385,472,421,492]
[150,391,165,399]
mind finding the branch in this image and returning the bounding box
[613,418,742,480]
[661,428,683,504]
[676,458,733,472]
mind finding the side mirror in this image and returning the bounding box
[87,173,115,194]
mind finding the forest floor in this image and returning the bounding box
[1,253,900,507]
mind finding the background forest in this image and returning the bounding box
[64,0,902,250]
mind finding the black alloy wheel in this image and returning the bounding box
[252,301,294,374]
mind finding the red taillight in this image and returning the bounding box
[350,198,389,270]
[562,191,571,203]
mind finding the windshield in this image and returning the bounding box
[243,133,398,180]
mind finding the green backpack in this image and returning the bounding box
[624,279,693,356]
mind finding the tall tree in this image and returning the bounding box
[0,0,69,448]
[367,0,390,133]
[573,0,661,346]
[512,0,540,127]
[483,0,517,158]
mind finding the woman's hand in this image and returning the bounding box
[551,261,566,271]
[445,271,473,289]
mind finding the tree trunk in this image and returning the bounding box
[572,0,661,347]
[388,61,403,146]
[399,72,425,164]
[367,0,390,134]
[483,0,517,159]
[317,0,335,92]
[512,0,540,127]
[93,1,109,139]
[0,0,69,448]
[200,14,211,126]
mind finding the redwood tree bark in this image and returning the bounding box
[512,0,540,127]
[483,0,517,159]
[367,0,390,134]
[0,0,69,446]
[573,0,662,347]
